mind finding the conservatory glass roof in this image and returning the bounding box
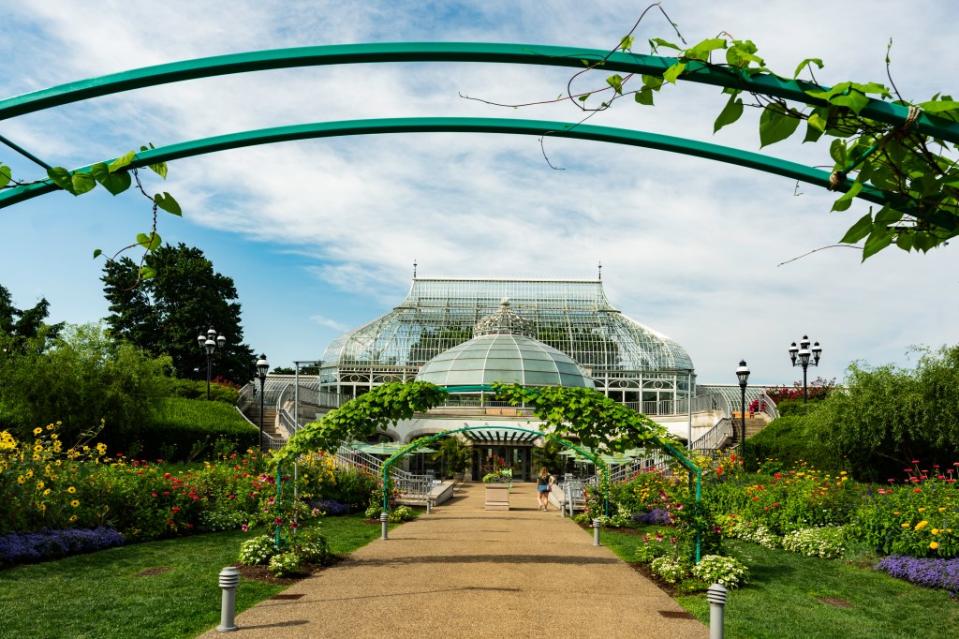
[415,333,594,388]
[320,278,694,374]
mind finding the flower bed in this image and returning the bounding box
[0,527,124,565]
[875,555,959,594]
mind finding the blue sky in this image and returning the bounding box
[1,0,958,384]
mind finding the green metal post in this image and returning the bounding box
[274,464,282,550]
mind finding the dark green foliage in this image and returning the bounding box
[138,398,257,461]
[0,325,171,446]
[432,436,471,477]
[167,378,239,404]
[0,283,62,340]
[101,243,255,384]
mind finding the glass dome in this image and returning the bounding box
[415,333,594,389]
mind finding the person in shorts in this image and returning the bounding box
[536,467,553,511]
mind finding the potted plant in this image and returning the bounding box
[433,437,471,482]
[482,468,512,510]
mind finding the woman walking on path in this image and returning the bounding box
[536,467,553,511]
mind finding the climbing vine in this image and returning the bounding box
[468,3,959,260]
[492,383,672,453]
[273,381,448,464]
[0,147,181,280]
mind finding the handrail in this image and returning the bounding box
[690,417,734,451]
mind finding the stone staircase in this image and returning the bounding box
[730,414,771,443]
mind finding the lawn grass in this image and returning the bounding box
[0,514,384,639]
[601,529,959,639]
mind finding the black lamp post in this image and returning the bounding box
[196,327,226,400]
[788,335,822,403]
[736,360,750,457]
[256,354,269,451]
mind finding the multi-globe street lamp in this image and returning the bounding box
[196,327,226,400]
[255,354,269,451]
[736,360,750,458]
[788,335,822,403]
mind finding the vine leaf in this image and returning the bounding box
[840,212,873,244]
[47,167,76,194]
[136,232,162,251]
[713,95,744,133]
[108,150,136,173]
[71,172,96,195]
[0,164,10,188]
[831,182,863,212]
[154,192,182,216]
[91,162,131,195]
[606,74,624,95]
[662,62,685,84]
[635,87,655,105]
[139,265,157,280]
[862,227,893,261]
[759,103,801,147]
[92,249,103,259]
[793,57,824,79]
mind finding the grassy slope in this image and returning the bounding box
[601,530,959,639]
[0,515,383,639]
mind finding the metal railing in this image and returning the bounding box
[690,417,734,452]
[623,392,733,417]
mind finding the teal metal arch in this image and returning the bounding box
[379,423,704,561]
[0,116,911,218]
[2,42,956,145]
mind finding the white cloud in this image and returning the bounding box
[2,0,958,382]
[309,313,349,331]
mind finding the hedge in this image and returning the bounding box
[130,398,257,461]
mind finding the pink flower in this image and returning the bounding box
[241,523,249,532]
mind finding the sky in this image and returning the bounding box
[0,0,957,385]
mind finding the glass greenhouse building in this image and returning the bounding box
[319,278,696,413]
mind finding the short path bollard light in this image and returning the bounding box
[380,511,389,540]
[592,518,601,546]
[216,566,240,633]
[426,498,432,514]
[706,582,728,639]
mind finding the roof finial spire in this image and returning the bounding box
[597,260,602,281]
[413,259,417,279]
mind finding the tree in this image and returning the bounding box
[101,243,255,383]
[0,283,62,341]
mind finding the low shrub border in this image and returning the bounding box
[0,527,124,565]
[876,555,959,594]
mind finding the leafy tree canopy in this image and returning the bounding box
[101,243,255,383]
[0,283,62,341]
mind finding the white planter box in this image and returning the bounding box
[484,484,510,511]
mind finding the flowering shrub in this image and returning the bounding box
[716,516,780,549]
[781,526,846,559]
[0,527,123,565]
[238,535,275,566]
[268,551,303,577]
[296,528,330,564]
[691,554,749,588]
[311,499,351,516]
[632,508,672,525]
[875,555,959,594]
[635,530,680,563]
[650,556,689,584]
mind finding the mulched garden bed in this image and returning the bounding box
[235,556,343,586]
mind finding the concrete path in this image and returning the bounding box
[200,483,706,639]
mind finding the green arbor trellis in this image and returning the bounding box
[380,423,705,561]
[3,42,957,213]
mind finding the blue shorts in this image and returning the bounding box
[537,485,550,493]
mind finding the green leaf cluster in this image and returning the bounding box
[274,382,448,464]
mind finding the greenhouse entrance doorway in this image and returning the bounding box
[471,444,533,482]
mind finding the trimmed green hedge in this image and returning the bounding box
[746,414,839,472]
[130,398,257,461]
[168,378,240,404]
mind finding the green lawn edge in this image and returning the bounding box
[600,529,959,639]
[0,514,389,639]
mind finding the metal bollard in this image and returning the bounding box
[216,566,240,632]
[426,498,432,514]
[380,511,389,540]
[592,518,601,546]
[706,583,728,639]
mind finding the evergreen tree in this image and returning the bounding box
[0,283,61,340]
[101,243,255,383]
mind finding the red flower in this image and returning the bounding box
[151,491,158,497]
[274,517,283,525]
[913,488,922,494]
[171,506,181,513]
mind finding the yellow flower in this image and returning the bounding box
[33,427,43,435]
[42,488,51,496]
[37,503,46,512]
[68,515,78,523]
[16,475,26,485]
[940,507,947,513]
[915,520,929,531]
[839,471,847,475]
[918,507,926,513]
[901,522,911,529]
[35,480,45,490]
[67,486,76,494]
[95,443,107,455]
[930,541,940,550]
[932,529,940,535]
[46,424,55,431]
[70,500,79,508]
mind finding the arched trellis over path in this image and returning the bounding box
[3,41,957,230]
[380,424,704,560]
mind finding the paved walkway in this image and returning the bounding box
[200,484,706,638]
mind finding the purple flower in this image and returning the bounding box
[0,528,124,566]
[876,555,959,594]
[632,508,673,525]
[311,499,351,516]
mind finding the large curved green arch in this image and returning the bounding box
[2,42,956,145]
[0,116,917,220]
